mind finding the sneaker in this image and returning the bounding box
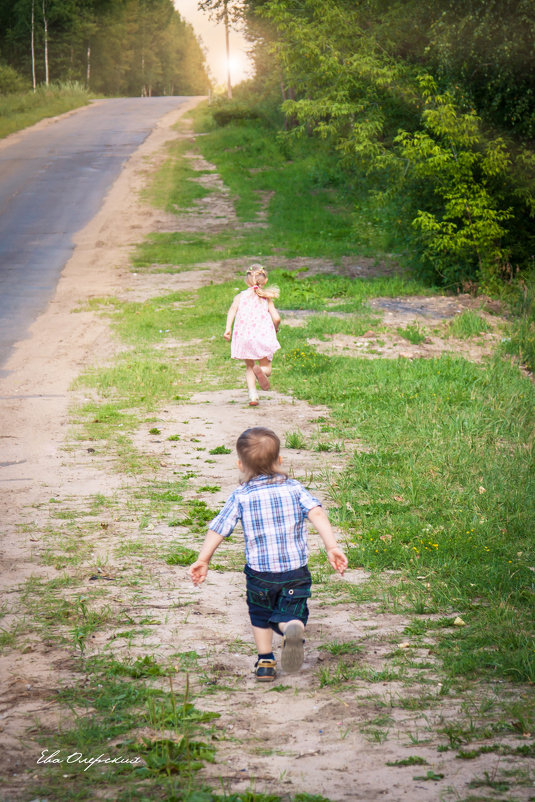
[249,397,259,406]
[253,365,270,391]
[281,621,305,673]
[254,658,277,682]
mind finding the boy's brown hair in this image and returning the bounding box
[236,427,286,481]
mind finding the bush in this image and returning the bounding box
[0,63,30,94]
[211,98,261,127]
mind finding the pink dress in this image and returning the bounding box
[231,288,281,361]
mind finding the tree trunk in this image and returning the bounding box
[224,0,232,99]
[31,0,36,91]
[42,0,49,86]
[86,45,91,87]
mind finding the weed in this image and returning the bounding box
[208,445,232,455]
[170,500,218,532]
[397,323,427,344]
[318,641,363,656]
[285,430,307,449]
[386,756,428,766]
[165,545,198,566]
[447,310,491,339]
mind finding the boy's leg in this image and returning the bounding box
[252,625,274,655]
[251,626,276,682]
[269,567,311,673]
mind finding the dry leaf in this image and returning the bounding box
[453,617,466,627]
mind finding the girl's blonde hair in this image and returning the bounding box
[246,264,280,300]
[236,427,286,482]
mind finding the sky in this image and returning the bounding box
[173,0,253,87]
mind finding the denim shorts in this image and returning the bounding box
[244,564,312,633]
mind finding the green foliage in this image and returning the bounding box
[274,309,535,682]
[446,311,491,339]
[165,545,198,566]
[395,79,513,287]
[285,430,307,449]
[0,62,30,94]
[0,81,92,139]
[211,97,262,127]
[246,0,535,288]
[501,275,535,372]
[397,324,426,345]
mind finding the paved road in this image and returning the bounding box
[0,97,189,371]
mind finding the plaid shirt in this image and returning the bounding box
[208,475,321,572]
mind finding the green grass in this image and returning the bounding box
[143,137,214,213]
[132,104,438,271]
[446,310,491,339]
[397,323,427,344]
[275,337,535,681]
[0,82,93,138]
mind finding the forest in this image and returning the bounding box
[0,0,210,96]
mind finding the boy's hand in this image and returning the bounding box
[327,547,348,576]
[223,330,231,341]
[188,560,209,585]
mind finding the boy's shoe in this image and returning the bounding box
[281,621,305,674]
[254,658,277,682]
[253,365,270,391]
[249,393,259,406]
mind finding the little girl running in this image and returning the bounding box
[188,427,348,681]
[224,265,281,406]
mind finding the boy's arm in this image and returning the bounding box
[188,530,225,585]
[267,299,281,332]
[224,296,240,340]
[307,506,348,575]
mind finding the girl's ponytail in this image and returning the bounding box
[254,284,280,300]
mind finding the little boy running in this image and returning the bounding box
[188,427,348,681]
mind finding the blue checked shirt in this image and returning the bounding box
[208,475,322,572]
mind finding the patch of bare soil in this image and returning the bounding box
[284,295,505,363]
[0,103,531,802]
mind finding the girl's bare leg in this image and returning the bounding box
[259,356,272,377]
[245,360,258,401]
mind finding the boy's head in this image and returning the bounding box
[236,427,282,481]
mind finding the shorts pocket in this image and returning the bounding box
[246,582,272,610]
[277,585,311,618]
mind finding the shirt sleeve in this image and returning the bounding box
[208,490,241,538]
[295,482,322,514]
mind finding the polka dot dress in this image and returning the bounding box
[231,288,281,361]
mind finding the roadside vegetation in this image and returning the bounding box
[0,79,93,139]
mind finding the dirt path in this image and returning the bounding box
[0,102,530,802]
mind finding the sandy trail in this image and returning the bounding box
[0,100,530,802]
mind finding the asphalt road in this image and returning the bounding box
[0,96,189,371]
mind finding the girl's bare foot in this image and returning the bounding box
[253,364,270,390]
